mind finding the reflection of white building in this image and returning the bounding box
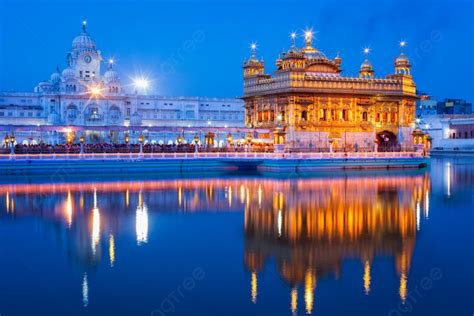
[0,21,244,145]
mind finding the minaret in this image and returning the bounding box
[243,43,265,78]
[394,41,411,76]
[359,48,375,78]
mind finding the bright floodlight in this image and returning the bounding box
[291,32,296,39]
[134,78,149,90]
[250,43,257,50]
[363,47,370,55]
[109,58,114,64]
[400,41,407,47]
[305,29,313,39]
[89,86,101,96]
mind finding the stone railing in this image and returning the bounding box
[0,151,424,161]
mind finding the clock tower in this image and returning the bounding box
[67,20,102,86]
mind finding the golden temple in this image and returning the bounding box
[243,31,418,151]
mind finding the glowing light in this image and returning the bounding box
[82,273,89,307]
[65,191,73,228]
[251,272,258,304]
[363,260,371,295]
[277,209,282,237]
[400,40,407,47]
[425,191,430,219]
[250,43,257,50]
[363,47,370,55]
[445,162,451,197]
[416,201,421,231]
[305,29,313,40]
[91,189,101,255]
[277,114,283,121]
[424,124,430,129]
[399,273,407,303]
[108,58,114,65]
[304,270,315,314]
[291,287,298,315]
[109,234,115,267]
[415,118,421,123]
[133,77,150,90]
[207,120,212,125]
[291,32,296,39]
[89,85,102,96]
[257,185,262,207]
[136,191,149,245]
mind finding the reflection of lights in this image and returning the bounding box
[425,191,430,219]
[257,185,262,207]
[251,271,257,304]
[82,273,89,307]
[178,186,182,207]
[91,189,100,254]
[291,287,298,316]
[304,270,315,314]
[399,273,407,304]
[228,186,232,207]
[416,201,421,231]
[277,209,282,237]
[363,260,371,295]
[109,234,115,267]
[65,191,73,228]
[445,162,451,197]
[6,192,9,213]
[240,185,245,203]
[136,192,149,245]
[125,189,129,207]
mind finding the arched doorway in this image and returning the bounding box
[377,131,398,151]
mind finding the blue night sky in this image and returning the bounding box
[0,0,473,101]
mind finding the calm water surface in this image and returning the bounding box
[0,157,472,316]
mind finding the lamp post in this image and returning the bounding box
[193,134,199,154]
[4,134,9,149]
[227,132,233,151]
[79,134,85,155]
[245,132,252,152]
[9,134,15,155]
[138,133,144,155]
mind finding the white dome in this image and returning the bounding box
[62,67,75,80]
[50,70,61,83]
[104,69,119,83]
[72,31,96,50]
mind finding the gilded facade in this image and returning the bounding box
[243,32,417,151]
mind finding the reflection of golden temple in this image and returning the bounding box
[1,175,431,309]
[243,174,431,307]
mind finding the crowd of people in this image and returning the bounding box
[1,142,274,154]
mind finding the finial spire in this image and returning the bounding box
[304,28,313,48]
[399,40,407,53]
[250,42,257,59]
[82,20,87,32]
[290,32,297,50]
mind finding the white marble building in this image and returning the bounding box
[0,21,244,145]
